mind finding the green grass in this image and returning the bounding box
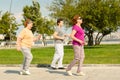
[0,44,120,64]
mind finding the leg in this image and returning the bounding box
[21,47,33,71]
[51,44,60,68]
[66,59,78,71]
[66,45,80,71]
[77,46,85,73]
[58,43,64,68]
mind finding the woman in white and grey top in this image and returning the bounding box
[51,18,66,69]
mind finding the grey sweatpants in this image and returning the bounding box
[21,47,33,71]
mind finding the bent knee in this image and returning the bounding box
[26,55,33,60]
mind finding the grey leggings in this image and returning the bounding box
[21,47,33,71]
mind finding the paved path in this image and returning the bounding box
[0,66,120,80]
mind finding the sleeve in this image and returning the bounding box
[18,29,26,39]
[55,27,59,33]
[72,25,78,32]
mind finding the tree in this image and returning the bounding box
[0,11,18,41]
[23,1,42,33]
[49,0,78,25]
[80,0,120,45]
[48,0,120,46]
[35,17,55,46]
[23,1,55,46]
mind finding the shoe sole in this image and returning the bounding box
[66,71,73,76]
[19,72,30,75]
[51,67,57,70]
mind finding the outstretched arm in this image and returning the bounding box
[33,34,41,42]
[53,32,65,40]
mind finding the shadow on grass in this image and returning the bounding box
[64,45,104,49]
[84,46,104,49]
[64,45,73,49]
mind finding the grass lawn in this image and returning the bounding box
[0,44,120,64]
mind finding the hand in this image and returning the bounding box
[84,42,87,45]
[16,46,21,51]
[64,34,70,37]
[79,40,84,45]
[37,34,41,40]
[61,36,65,40]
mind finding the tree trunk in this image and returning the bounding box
[95,32,100,45]
[98,35,104,45]
[87,32,94,46]
[42,34,47,46]
[95,34,104,45]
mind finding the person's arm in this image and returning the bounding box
[33,34,41,42]
[16,37,22,51]
[70,30,84,45]
[64,34,70,37]
[53,32,65,40]
[16,29,25,51]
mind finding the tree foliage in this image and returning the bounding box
[0,11,18,41]
[23,1,42,33]
[23,1,55,34]
[48,0,120,46]
[23,1,55,46]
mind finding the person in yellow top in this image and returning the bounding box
[16,19,41,75]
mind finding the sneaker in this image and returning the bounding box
[19,71,23,75]
[77,72,85,76]
[51,67,57,70]
[19,70,31,75]
[66,70,73,76]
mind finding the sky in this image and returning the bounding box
[0,0,72,36]
[0,0,54,35]
[0,0,53,22]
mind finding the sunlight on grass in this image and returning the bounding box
[0,44,120,64]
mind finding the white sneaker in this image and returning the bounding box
[19,71,23,75]
[77,72,85,76]
[66,70,73,76]
[20,70,31,75]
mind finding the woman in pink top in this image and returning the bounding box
[66,15,85,76]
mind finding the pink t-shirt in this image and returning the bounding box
[72,25,85,46]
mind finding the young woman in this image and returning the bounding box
[16,19,41,75]
[66,15,85,76]
[51,18,66,69]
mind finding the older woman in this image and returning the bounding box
[16,19,41,75]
